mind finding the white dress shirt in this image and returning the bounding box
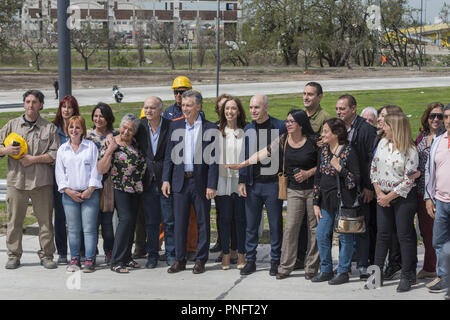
[55,138,103,193]
[184,114,202,172]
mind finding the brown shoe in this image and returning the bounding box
[192,261,206,274]
[305,272,317,280]
[416,269,437,280]
[167,261,186,273]
[237,254,246,270]
[222,254,231,270]
[276,273,289,280]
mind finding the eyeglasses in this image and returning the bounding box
[284,120,296,125]
[429,113,443,120]
[174,90,186,96]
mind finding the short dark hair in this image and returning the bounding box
[325,118,348,144]
[305,82,323,95]
[338,94,357,108]
[444,103,450,112]
[288,109,315,138]
[91,102,115,132]
[23,90,45,104]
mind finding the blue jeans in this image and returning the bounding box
[245,182,283,263]
[98,211,114,253]
[433,199,450,279]
[62,190,100,260]
[142,181,176,265]
[216,193,246,255]
[316,209,353,274]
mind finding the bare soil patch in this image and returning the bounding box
[1,67,448,91]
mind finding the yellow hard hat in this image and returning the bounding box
[139,107,146,119]
[172,76,192,90]
[3,132,28,159]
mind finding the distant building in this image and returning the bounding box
[20,0,241,42]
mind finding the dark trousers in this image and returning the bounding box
[173,177,211,264]
[297,215,308,262]
[134,200,147,255]
[142,181,176,264]
[98,211,114,254]
[417,194,436,272]
[374,188,418,276]
[215,206,238,250]
[53,182,67,256]
[245,182,283,263]
[368,199,377,265]
[216,193,246,254]
[355,202,371,268]
[111,190,139,267]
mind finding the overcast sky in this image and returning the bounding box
[407,0,448,24]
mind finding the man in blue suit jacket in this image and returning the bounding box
[162,90,218,274]
[238,94,287,276]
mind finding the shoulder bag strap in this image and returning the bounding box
[282,134,289,175]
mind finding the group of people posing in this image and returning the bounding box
[1,77,449,297]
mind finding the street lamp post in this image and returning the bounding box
[57,0,72,99]
[419,0,423,71]
[216,0,220,98]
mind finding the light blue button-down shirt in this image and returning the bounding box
[184,114,202,172]
[149,119,162,156]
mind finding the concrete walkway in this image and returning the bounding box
[0,234,445,300]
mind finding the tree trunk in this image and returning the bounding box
[35,54,40,71]
[84,57,89,71]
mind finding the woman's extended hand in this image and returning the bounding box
[314,205,322,224]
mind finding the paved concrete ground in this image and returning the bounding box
[1,76,450,112]
[0,234,446,300]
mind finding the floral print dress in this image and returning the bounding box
[99,142,146,194]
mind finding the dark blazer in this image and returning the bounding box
[349,115,377,191]
[135,117,171,190]
[238,115,287,186]
[162,114,219,194]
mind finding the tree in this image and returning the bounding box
[71,20,108,71]
[18,17,57,71]
[0,0,23,54]
[149,18,184,70]
[243,0,311,66]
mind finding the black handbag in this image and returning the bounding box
[333,161,366,234]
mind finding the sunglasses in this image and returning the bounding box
[428,113,443,120]
[174,90,187,96]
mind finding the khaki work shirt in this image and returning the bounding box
[0,115,60,190]
[308,106,331,134]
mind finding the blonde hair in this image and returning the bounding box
[384,113,415,154]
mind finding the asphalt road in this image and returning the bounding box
[1,75,449,112]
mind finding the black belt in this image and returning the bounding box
[184,172,194,178]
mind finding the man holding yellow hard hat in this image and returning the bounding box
[0,90,60,270]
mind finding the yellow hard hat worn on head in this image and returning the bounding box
[140,107,146,119]
[3,132,28,159]
[172,76,192,90]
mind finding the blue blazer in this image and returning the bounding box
[239,115,287,186]
[162,114,219,193]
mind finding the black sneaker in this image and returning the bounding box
[328,272,349,285]
[82,259,95,273]
[384,265,401,280]
[240,261,256,276]
[428,278,448,293]
[269,262,279,276]
[210,242,222,253]
[397,277,414,292]
[311,272,334,283]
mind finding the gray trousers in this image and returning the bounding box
[278,188,319,275]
